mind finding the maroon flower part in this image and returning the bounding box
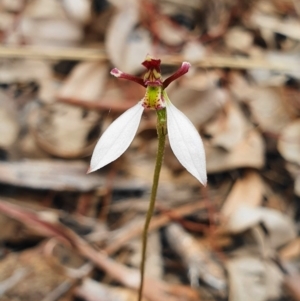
[110,68,145,87]
[162,61,190,89]
[142,55,162,86]
[110,55,190,89]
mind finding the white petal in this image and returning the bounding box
[89,102,144,172]
[166,101,207,185]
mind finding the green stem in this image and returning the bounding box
[138,108,167,301]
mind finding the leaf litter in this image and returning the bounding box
[0,0,300,300]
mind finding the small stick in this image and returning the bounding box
[0,46,298,71]
[104,199,210,255]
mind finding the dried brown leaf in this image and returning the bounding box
[225,206,297,248]
[105,1,152,73]
[203,100,251,151]
[225,27,253,53]
[221,171,264,219]
[206,129,265,173]
[75,278,148,301]
[247,87,293,134]
[0,92,19,149]
[251,13,300,41]
[62,0,91,24]
[19,0,83,46]
[278,119,300,165]
[226,256,283,301]
[0,160,104,191]
[31,103,101,158]
[57,62,108,101]
[166,223,226,293]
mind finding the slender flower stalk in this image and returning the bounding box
[138,108,166,301]
[88,55,207,300]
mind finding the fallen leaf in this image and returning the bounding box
[278,119,300,165]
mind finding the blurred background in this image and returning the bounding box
[0,0,300,300]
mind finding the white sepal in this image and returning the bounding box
[89,102,144,172]
[166,101,207,185]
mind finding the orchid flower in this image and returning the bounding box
[88,55,207,185]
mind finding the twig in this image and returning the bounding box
[0,46,298,71]
[0,268,29,296]
[104,199,210,255]
[0,46,107,61]
[0,198,194,301]
[57,96,134,112]
[41,280,73,301]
